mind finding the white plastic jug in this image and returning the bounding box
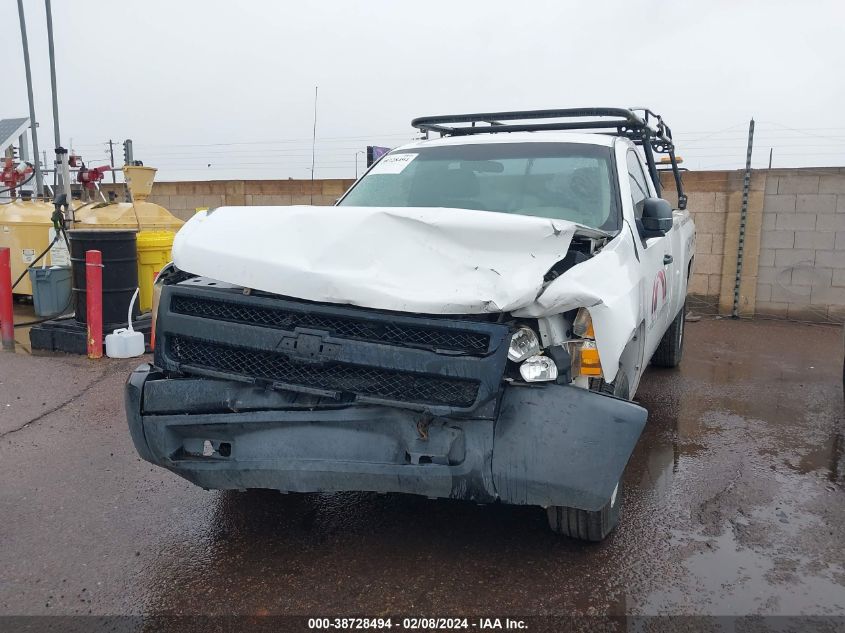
[105,288,146,358]
[105,328,145,358]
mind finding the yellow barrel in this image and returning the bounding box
[136,230,176,312]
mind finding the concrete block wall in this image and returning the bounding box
[755,168,845,321]
[100,179,355,221]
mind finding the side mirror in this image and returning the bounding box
[639,198,673,238]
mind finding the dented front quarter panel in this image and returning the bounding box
[514,229,642,383]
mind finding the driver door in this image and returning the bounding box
[627,150,674,359]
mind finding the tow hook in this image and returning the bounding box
[416,412,433,441]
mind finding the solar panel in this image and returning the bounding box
[0,117,30,152]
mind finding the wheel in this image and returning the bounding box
[651,300,686,368]
[546,482,622,541]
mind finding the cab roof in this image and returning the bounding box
[396,131,618,152]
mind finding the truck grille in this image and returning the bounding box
[171,295,490,354]
[169,335,480,408]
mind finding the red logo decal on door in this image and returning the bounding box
[652,269,667,315]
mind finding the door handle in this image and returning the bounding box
[663,254,674,265]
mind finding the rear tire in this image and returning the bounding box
[651,300,686,368]
[546,483,622,542]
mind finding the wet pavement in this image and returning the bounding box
[0,319,843,618]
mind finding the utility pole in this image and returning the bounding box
[310,86,318,204]
[355,149,364,180]
[768,147,773,169]
[108,140,116,183]
[731,119,755,319]
[16,0,44,198]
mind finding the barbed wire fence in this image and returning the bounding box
[67,121,845,181]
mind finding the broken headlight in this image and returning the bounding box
[508,327,558,382]
[519,355,559,382]
[508,327,541,363]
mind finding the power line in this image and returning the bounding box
[132,133,412,149]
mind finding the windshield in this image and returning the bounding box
[339,142,619,231]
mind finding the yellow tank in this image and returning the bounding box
[74,166,183,231]
[0,199,61,295]
[1,165,183,297]
[73,200,184,231]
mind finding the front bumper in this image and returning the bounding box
[126,364,647,511]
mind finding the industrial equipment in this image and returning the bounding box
[0,147,183,298]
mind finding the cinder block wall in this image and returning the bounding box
[756,168,845,321]
[97,167,845,322]
[100,179,355,221]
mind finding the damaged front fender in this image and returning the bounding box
[514,229,641,383]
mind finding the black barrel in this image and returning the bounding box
[69,229,140,325]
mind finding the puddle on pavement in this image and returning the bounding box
[797,431,845,484]
[642,473,845,616]
[646,529,845,615]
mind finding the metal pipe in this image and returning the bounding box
[0,248,14,350]
[86,249,103,359]
[45,0,61,149]
[0,247,16,351]
[16,0,44,198]
[55,147,73,222]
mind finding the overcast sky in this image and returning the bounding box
[3,0,844,181]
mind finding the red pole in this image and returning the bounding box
[0,247,14,351]
[86,249,103,359]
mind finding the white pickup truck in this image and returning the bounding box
[125,108,695,541]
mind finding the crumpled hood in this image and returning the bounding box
[172,205,577,314]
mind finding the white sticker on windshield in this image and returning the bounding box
[370,153,418,174]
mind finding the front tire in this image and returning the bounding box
[651,300,686,368]
[546,483,622,541]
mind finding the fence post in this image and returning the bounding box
[0,247,14,351]
[86,249,103,359]
[732,118,755,318]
